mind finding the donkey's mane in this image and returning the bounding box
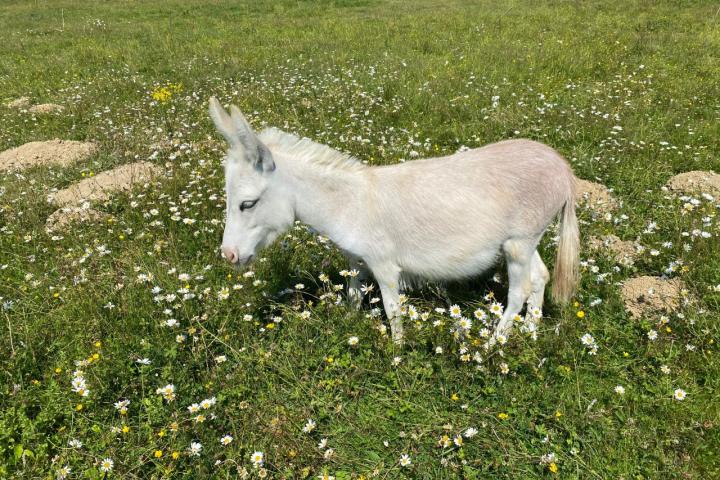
[258,127,366,173]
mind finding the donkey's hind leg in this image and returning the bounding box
[369,261,404,345]
[528,250,550,309]
[492,238,536,343]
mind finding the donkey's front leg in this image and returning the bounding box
[346,257,370,308]
[370,262,403,345]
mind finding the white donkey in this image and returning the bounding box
[210,97,579,345]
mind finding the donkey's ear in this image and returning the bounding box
[209,97,240,147]
[255,141,276,173]
[229,105,275,172]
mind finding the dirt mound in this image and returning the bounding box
[28,103,64,114]
[666,170,720,198]
[0,140,97,171]
[7,97,31,109]
[575,178,618,215]
[49,161,161,206]
[46,206,109,232]
[620,276,689,318]
[588,234,639,266]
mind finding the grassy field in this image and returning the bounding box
[1,0,720,478]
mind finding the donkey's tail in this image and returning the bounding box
[552,183,580,303]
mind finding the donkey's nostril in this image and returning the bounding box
[222,246,238,264]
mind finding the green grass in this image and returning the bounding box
[1,0,719,478]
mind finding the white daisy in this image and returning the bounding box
[673,388,687,401]
[99,458,114,473]
[251,451,264,467]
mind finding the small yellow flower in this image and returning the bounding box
[576,310,585,319]
[266,323,275,330]
[326,356,334,364]
[555,410,562,418]
[92,353,100,361]
[573,301,579,307]
[94,341,102,348]
[53,292,60,298]
[75,404,83,411]
[450,393,459,401]
[498,412,509,420]
[666,327,672,333]
[623,352,630,357]
[122,425,130,434]
[54,368,62,374]
[158,429,166,437]
[154,450,163,458]
[171,451,180,460]
[549,462,558,473]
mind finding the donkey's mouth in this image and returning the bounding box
[233,254,254,268]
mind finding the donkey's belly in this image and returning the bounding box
[400,244,503,281]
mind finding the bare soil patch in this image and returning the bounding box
[7,97,31,109]
[49,161,162,206]
[620,276,689,319]
[575,178,618,215]
[46,206,109,232]
[666,170,720,198]
[0,140,97,171]
[28,103,64,114]
[588,234,639,266]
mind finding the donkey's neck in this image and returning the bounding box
[277,156,368,254]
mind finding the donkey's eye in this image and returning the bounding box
[239,199,258,211]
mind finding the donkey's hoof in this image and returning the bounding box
[487,331,509,349]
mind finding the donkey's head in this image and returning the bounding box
[209,97,294,266]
